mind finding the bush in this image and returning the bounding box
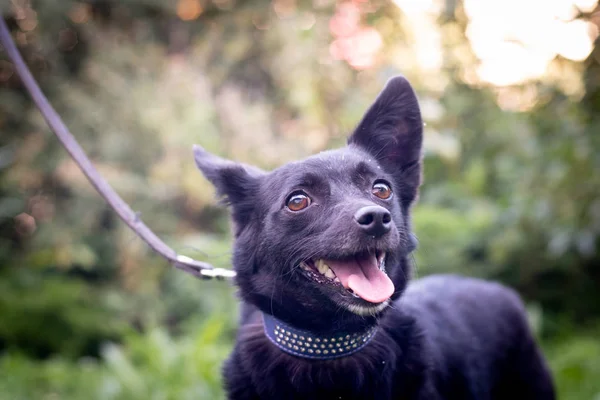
[0,317,231,400]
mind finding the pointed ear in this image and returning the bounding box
[193,145,264,233]
[348,76,423,207]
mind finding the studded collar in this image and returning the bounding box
[262,313,377,360]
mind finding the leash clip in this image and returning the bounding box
[175,255,237,280]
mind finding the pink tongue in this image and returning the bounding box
[326,254,394,304]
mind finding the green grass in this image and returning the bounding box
[1,317,599,399]
[0,317,231,400]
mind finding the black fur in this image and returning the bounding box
[194,76,555,399]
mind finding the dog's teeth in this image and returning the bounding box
[377,252,386,270]
[300,261,311,271]
[316,260,328,275]
[315,259,337,280]
[333,276,340,283]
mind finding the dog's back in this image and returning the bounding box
[396,275,555,399]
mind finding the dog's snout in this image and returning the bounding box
[354,206,392,237]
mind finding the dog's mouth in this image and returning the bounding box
[299,250,394,304]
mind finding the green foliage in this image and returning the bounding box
[412,203,496,277]
[0,318,230,400]
[0,354,105,400]
[0,270,127,358]
[545,329,600,400]
[99,318,230,400]
[1,321,599,400]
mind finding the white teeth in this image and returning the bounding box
[300,261,311,271]
[314,259,338,281]
[333,277,340,283]
[377,252,386,271]
[316,259,329,275]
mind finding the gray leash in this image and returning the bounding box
[0,16,236,281]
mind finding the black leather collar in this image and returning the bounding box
[263,313,377,360]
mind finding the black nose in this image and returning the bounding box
[354,206,392,237]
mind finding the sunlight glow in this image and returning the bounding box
[574,0,599,12]
[393,0,444,72]
[554,19,597,61]
[463,0,599,85]
[392,0,442,15]
[393,0,598,86]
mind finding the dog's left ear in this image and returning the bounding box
[193,145,264,234]
[348,76,423,207]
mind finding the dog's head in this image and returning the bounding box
[194,77,423,331]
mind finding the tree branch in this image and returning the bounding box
[0,17,235,281]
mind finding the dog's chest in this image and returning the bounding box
[226,321,420,400]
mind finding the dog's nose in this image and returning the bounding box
[354,206,392,237]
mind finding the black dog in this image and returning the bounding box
[193,77,555,399]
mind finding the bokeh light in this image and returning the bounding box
[329,3,383,69]
[464,0,599,85]
[392,0,600,86]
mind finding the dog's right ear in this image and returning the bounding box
[193,145,264,233]
[348,76,423,208]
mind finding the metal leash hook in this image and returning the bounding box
[175,255,236,280]
[0,17,236,281]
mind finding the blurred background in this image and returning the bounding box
[1,0,599,398]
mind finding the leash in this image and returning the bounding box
[0,17,235,281]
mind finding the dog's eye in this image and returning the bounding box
[286,192,311,211]
[372,181,392,200]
